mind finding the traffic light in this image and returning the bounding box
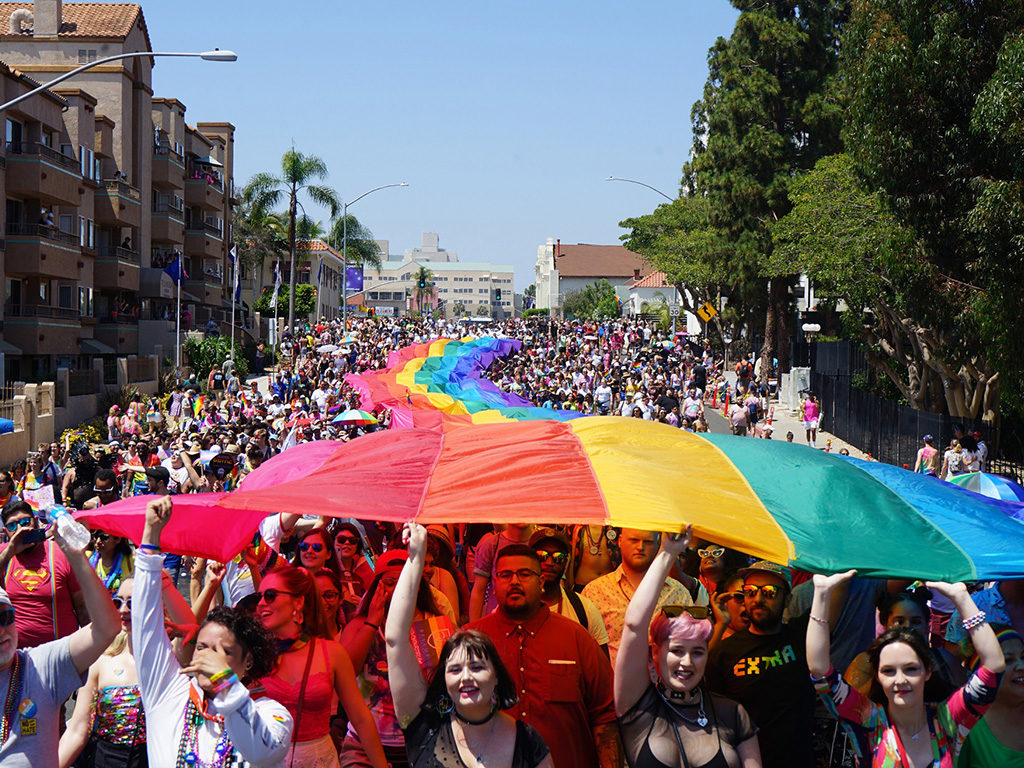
[495,288,502,301]
[418,276,426,288]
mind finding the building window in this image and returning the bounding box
[77,49,98,64]
[58,284,73,309]
[39,280,50,303]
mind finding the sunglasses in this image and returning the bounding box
[255,589,296,604]
[299,542,324,553]
[0,608,14,627]
[93,532,111,541]
[336,536,359,546]
[697,547,725,559]
[111,597,132,610]
[722,591,745,604]
[661,604,712,620]
[93,486,117,494]
[4,518,33,533]
[320,590,340,601]
[534,549,568,565]
[742,584,783,600]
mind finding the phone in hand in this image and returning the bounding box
[21,529,46,545]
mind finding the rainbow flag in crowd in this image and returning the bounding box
[344,336,583,430]
[192,396,206,417]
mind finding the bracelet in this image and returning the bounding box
[809,614,830,626]
[962,610,987,631]
[138,544,161,554]
[363,622,379,631]
[209,668,238,694]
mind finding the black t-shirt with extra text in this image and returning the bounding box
[705,617,814,768]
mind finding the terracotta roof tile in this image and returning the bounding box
[0,3,145,39]
[554,243,651,278]
[629,270,672,289]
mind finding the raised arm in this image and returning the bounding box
[61,534,120,675]
[926,581,1004,674]
[385,522,430,728]
[58,664,99,767]
[806,570,856,679]
[614,525,691,715]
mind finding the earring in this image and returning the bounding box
[436,695,454,715]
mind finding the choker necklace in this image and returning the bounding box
[657,683,708,728]
[453,705,497,726]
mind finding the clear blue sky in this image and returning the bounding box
[144,1,740,289]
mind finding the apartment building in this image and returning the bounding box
[0,0,239,376]
[364,234,515,318]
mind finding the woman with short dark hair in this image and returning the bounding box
[386,522,552,768]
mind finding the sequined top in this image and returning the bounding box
[93,685,147,746]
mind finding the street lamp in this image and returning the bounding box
[340,183,408,327]
[0,50,238,112]
[605,176,674,201]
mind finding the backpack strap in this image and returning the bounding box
[564,588,589,630]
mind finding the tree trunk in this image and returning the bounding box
[286,185,297,333]
[759,277,789,379]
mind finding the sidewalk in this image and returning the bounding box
[720,373,867,459]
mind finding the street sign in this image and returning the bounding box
[669,304,680,318]
[696,301,718,322]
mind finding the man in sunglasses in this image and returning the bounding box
[81,469,120,510]
[529,528,609,656]
[706,561,815,768]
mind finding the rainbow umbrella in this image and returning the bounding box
[77,418,1024,579]
[345,336,583,429]
[948,471,1024,502]
[332,409,377,426]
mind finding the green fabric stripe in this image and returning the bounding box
[699,434,973,579]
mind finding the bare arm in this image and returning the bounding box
[469,573,489,621]
[807,571,856,678]
[927,581,1004,674]
[593,721,625,768]
[331,642,387,768]
[615,526,691,715]
[58,663,98,768]
[62,538,121,675]
[384,522,430,728]
[737,733,762,768]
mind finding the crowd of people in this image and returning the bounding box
[0,314,1019,768]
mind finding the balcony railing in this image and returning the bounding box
[8,304,80,319]
[186,220,223,237]
[6,222,80,246]
[186,166,224,190]
[97,246,140,264]
[103,179,141,201]
[5,141,79,171]
[153,197,184,214]
[153,144,185,163]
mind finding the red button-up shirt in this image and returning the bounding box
[468,606,616,768]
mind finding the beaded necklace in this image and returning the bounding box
[1,652,24,743]
[175,685,235,768]
[90,550,125,592]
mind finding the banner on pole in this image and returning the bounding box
[344,265,364,294]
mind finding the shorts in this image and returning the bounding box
[732,425,747,437]
[803,418,819,430]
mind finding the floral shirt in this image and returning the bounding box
[813,665,998,767]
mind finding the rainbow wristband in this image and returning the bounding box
[210,669,238,694]
[962,610,987,632]
[138,544,161,554]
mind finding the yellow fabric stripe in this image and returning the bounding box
[394,357,426,388]
[568,417,793,564]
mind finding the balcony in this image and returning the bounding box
[185,221,223,260]
[184,277,222,306]
[152,145,186,189]
[95,246,141,291]
[94,179,142,228]
[185,176,225,210]
[4,304,81,355]
[5,223,82,278]
[4,142,84,206]
[94,322,138,354]
[152,199,185,243]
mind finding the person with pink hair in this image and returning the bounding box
[615,525,762,768]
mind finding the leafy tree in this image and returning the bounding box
[328,215,383,271]
[183,336,249,382]
[413,266,435,311]
[837,1,1024,421]
[562,279,621,320]
[686,0,848,375]
[246,150,340,334]
[452,301,466,316]
[474,305,491,317]
[253,284,316,317]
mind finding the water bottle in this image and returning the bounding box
[47,504,92,552]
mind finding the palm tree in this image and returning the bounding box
[234,180,288,298]
[327,214,383,272]
[413,265,434,312]
[246,149,340,333]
